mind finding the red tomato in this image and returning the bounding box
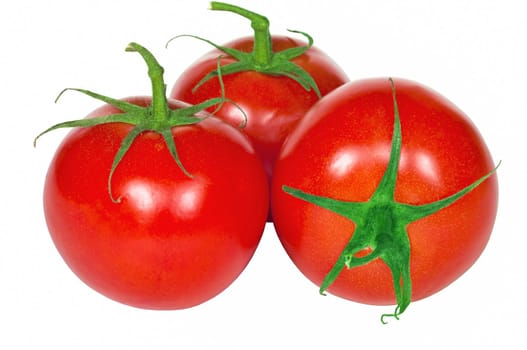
[170,35,348,187]
[271,78,498,319]
[43,97,269,309]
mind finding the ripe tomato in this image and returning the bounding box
[39,43,269,309]
[43,97,268,309]
[171,36,348,181]
[169,2,348,196]
[271,78,498,320]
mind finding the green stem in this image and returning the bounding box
[125,42,168,124]
[210,1,272,66]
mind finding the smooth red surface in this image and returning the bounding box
[44,97,269,309]
[170,35,349,183]
[271,78,498,305]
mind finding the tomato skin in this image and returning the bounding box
[271,78,498,305]
[43,97,269,309]
[170,35,349,182]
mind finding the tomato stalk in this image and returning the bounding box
[209,1,272,67]
[167,2,321,96]
[283,78,500,323]
[127,43,171,126]
[34,42,232,203]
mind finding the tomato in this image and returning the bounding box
[271,78,498,321]
[38,43,268,309]
[169,3,348,197]
[171,35,348,179]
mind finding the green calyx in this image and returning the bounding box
[168,1,321,97]
[283,78,500,323]
[34,42,229,203]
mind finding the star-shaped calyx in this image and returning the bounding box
[34,42,238,203]
[167,1,321,97]
[283,78,499,323]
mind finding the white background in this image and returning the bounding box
[1,0,526,348]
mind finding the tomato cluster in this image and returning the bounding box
[37,2,498,321]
